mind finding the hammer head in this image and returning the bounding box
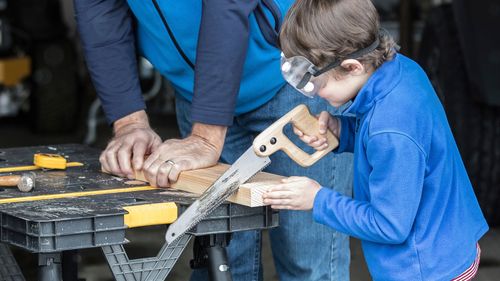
[18,172,35,192]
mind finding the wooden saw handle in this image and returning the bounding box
[253,104,339,167]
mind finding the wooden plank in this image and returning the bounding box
[134,163,283,207]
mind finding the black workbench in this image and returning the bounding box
[0,144,278,281]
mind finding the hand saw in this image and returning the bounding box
[165,104,339,244]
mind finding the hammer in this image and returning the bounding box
[0,172,36,192]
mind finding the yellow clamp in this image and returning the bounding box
[124,202,178,228]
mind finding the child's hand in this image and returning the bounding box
[262,176,321,210]
[293,111,340,151]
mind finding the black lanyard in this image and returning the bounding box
[151,0,282,70]
[152,0,195,69]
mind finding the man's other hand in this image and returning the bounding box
[100,110,162,179]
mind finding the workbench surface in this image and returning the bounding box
[0,144,277,253]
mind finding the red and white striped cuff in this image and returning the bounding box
[451,243,481,281]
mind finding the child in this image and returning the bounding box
[262,0,489,280]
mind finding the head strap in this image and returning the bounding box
[313,36,381,77]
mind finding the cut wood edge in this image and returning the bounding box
[133,163,284,207]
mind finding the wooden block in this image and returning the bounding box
[134,163,283,207]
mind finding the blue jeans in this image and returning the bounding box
[176,84,353,281]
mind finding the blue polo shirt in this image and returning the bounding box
[313,54,488,280]
[74,0,293,126]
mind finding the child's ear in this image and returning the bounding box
[340,59,365,76]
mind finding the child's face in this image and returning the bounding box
[316,60,373,108]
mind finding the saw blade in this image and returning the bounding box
[165,147,271,244]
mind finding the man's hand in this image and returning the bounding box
[142,123,227,188]
[262,177,322,210]
[100,110,162,178]
[293,111,341,151]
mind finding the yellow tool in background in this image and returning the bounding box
[0,153,83,173]
[0,56,30,87]
[34,153,70,169]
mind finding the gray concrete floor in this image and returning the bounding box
[1,112,499,280]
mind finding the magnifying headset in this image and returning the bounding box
[281,37,381,98]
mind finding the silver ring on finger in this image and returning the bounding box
[165,159,176,167]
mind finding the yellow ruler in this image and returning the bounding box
[0,153,83,173]
[0,162,83,173]
[0,185,158,204]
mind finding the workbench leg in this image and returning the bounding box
[38,252,62,281]
[0,243,26,281]
[192,234,233,281]
[62,250,80,281]
[102,234,192,281]
[207,244,232,281]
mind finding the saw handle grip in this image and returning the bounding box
[253,104,339,167]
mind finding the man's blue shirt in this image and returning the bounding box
[75,0,293,125]
[313,54,488,280]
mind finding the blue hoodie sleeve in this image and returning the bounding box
[335,116,357,153]
[313,132,426,244]
[191,0,259,126]
[74,0,145,124]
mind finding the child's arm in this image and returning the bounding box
[293,112,357,153]
[313,133,426,244]
[267,133,426,244]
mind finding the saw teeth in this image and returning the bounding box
[166,148,271,244]
[171,181,243,241]
[245,162,271,184]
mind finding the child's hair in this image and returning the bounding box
[279,0,397,72]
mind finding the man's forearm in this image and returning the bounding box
[190,122,228,154]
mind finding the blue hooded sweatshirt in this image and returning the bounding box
[313,54,488,280]
[74,0,294,125]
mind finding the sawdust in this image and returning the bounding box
[125,180,147,185]
[158,190,197,198]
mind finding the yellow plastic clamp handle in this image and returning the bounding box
[123,202,178,228]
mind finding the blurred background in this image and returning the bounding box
[0,0,499,280]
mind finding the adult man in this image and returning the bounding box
[74,0,353,280]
